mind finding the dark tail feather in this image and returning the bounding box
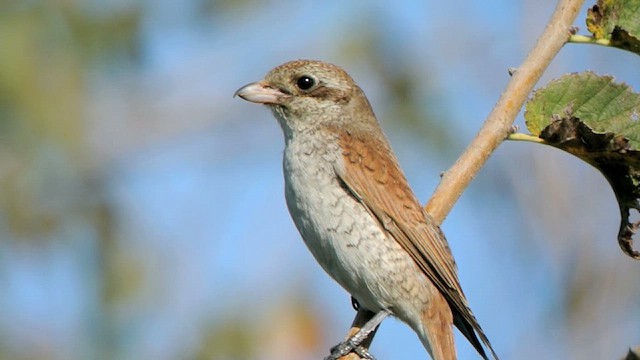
[454,315,499,360]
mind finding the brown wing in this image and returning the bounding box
[334,129,498,360]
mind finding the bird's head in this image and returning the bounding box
[235,60,376,136]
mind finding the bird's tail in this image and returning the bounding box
[417,293,457,360]
[454,314,499,360]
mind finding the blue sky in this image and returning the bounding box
[1,1,639,359]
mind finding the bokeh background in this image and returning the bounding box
[1,1,639,359]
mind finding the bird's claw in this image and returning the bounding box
[325,340,354,360]
[325,341,376,360]
[354,345,376,359]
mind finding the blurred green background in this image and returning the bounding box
[1,1,638,359]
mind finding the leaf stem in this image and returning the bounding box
[507,133,547,143]
[569,34,612,47]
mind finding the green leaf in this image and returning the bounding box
[526,72,640,147]
[524,71,640,259]
[586,0,640,54]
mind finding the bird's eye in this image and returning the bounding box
[296,76,315,90]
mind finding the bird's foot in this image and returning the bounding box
[353,346,376,360]
[323,309,390,360]
[325,342,376,360]
[324,339,355,360]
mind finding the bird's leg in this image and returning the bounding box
[325,309,391,360]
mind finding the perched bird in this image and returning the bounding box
[235,60,498,360]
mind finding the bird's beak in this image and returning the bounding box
[234,81,286,105]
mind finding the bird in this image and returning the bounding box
[234,60,498,360]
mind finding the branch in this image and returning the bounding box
[425,0,585,224]
[337,1,585,359]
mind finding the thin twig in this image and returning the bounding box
[425,0,585,224]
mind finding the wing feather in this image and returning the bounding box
[334,129,498,360]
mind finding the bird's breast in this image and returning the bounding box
[282,134,355,263]
[281,134,431,313]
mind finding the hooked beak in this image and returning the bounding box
[234,81,287,105]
